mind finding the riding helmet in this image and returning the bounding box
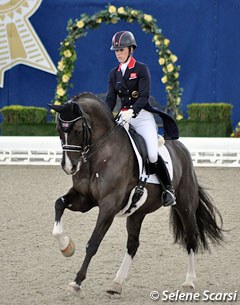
[110,31,137,51]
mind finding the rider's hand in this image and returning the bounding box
[121,109,134,124]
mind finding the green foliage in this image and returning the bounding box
[0,123,57,136]
[53,4,183,119]
[231,121,240,137]
[178,120,232,137]
[0,105,48,124]
[187,103,232,122]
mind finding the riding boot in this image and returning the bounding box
[151,156,176,207]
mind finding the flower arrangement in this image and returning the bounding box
[231,122,240,137]
[53,4,183,119]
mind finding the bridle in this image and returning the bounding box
[58,107,91,162]
[58,103,122,162]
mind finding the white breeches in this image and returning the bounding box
[130,109,158,163]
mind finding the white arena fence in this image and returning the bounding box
[0,136,240,167]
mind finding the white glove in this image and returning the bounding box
[120,109,134,124]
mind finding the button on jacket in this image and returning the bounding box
[106,57,150,116]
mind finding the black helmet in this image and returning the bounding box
[110,31,137,51]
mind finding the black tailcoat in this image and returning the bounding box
[105,57,179,140]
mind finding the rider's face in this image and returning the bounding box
[115,47,130,63]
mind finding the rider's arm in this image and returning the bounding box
[105,69,117,111]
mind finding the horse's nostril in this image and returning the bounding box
[71,164,79,175]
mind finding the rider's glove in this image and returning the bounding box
[120,109,134,124]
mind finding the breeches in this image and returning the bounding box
[130,109,158,163]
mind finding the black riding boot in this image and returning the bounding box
[151,156,176,207]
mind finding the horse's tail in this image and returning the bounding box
[170,185,224,252]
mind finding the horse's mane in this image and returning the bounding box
[72,92,99,102]
[71,92,115,123]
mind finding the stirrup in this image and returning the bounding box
[161,189,176,207]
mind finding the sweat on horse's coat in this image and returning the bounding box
[49,92,224,297]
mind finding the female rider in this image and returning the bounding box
[105,31,178,207]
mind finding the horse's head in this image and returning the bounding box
[49,99,91,175]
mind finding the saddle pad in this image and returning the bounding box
[125,128,173,184]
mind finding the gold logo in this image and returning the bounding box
[0,0,57,88]
[131,90,139,98]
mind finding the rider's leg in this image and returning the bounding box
[130,110,175,207]
[153,155,176,207]
[130,109,158,163]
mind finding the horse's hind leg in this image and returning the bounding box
[182,248,196,289]
[172,202,198,289]
[181,215,198,289]
[107,213,145,295]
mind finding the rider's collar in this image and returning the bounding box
[118,57,136,71]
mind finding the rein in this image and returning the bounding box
[86,123,122,160]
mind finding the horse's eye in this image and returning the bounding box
[74,129,81,135]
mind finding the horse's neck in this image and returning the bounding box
[89,108,115,140]
[80,99,114,138]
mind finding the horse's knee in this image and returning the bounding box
[55,197,66,209]
[55,197,66,221]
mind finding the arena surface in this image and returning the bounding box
[0,166,239,305]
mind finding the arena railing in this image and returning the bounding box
[0,136,239,167]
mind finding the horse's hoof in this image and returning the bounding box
[106,281,122,295]
[61,238,75,257]
[67,281,84,297]
[182,279,195,289]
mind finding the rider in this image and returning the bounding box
[105,30,179,207]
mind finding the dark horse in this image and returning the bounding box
[50,92,223,296]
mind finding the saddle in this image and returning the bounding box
[128,125,149,174]
[119,124,173,216]
[128,125,170,179]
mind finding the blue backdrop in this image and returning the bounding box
[1,0,239,128]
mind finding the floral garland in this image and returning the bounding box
[231,121,240,137]
[53,4,183,119]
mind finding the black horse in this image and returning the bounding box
[50,92,223,296]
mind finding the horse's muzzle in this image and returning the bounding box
[61,152,81,175]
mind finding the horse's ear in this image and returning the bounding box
[48,103,62,113]
[72,102,82,116]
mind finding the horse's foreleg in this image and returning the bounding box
[52,188,90,257]
[67,201,116,295]
[52,196,75,257]
[107,213,145,295]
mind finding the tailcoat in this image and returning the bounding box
[105,57,179,140]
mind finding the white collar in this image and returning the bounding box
[120,57,131,75]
